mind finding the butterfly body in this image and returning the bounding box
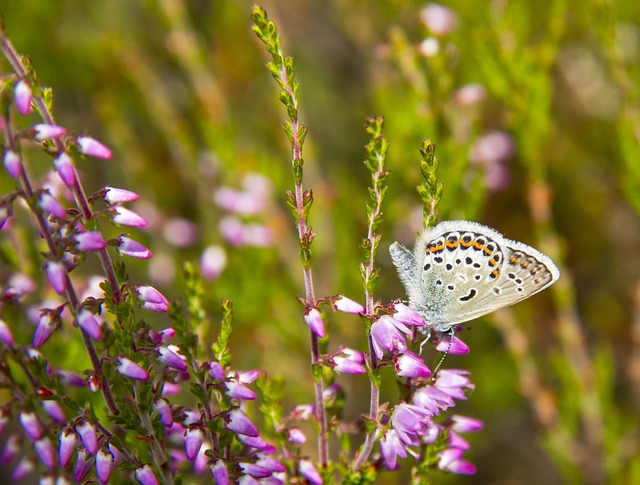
[389,220,560,334]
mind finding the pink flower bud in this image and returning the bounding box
[299,459,322,485]
[41,400,65,424]
[74,450,92,481]
[104,186,139,204]
[332,295,365,314]
[116,357,150,381]
[435,334,469,355]
[3,150,22,179]
[20,411,43,441]
[76,421,98,455]
[207,361,225,381]
[200,245,227,281]
[46,261,67,295]
[226,408,258,437]
[331,348,367,375]
[184,427,204,461]
[39,192,66,219]
[420,4,458,36]
[135,464,159,485]
[304,307,325,338]
[394,351,432,378]
[75,231,107,252]
[13,457,34,480]
[14,80,33,115]
[33,124,67,141]
[59,429,76,468]
[153,399,173,427]
[2,434,20,463]
[235,369,260,384]
[392,302,426,326]
[96,449,113,484]
[0,319,15,346]
[135,285,169,313]
[112,206,148,227]
[159,328,175,342]
[76,309,102,341]
[53,153,78,188]
[116,236,152,259]
[157,345,187,371]
[450,415,484,433]
[286,427,306,444]
[225,380,257,401]
[87,374,101,392]
[34,438,56,470]
[77,136,112,159]
[210,459,230,485]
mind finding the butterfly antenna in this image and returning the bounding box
[431,329,455,380]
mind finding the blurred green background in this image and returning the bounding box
[2,0,640,483]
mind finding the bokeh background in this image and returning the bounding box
[2,0,640,483]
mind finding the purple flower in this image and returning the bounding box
[74,450,93,481]
[34,437,56,470]
[112,206,148,227]
[41,400,65,424]
[332,295,365,314]
[53,153,78,188]
[153,399,173,427]
[104,186,140,204]
[20,411,43,441]
[371,315,411,359]
[226,408,259,437]
[235,369,260,384]
[226,379,257,400]
[299,459,322,485]
[394,351,431,378]
[39,192,66,219]
[413,384,455,415]
[392,303,426,327]
[331,347,366,375]
[96,449,113,483]
[434,369,475,400]
[0,318,15,346]
[447,431,469,450]
[157,345,187,371]
[59,429,76,468]
[391,403,433,446]
[210,459,230,485]
[451,415,483,433]
[76,421,98,455]
[159,328,176,342]
[435,334,469,355]
[2,434,20,463]
[437,448,476,475]
[184,427,204,461]
[219,216,245,246]
[76,309,103,341]
[240,462,272,479]
[286,427,306,444]
[34,124,67,141]
[136,286,169,313]
[207,361,225,381]
[77,136,112,159]
[14,80,32,115]
[200,245,227,281]
[12,457,34,480]
[75,231,107,252]
[117,357,150,381]
[237,433,269,450]
[304,307,325,338]
[4,150,22,179]
[135,464,159,485]
[45,261,67,295]
[420,3,458,36]
[116,236,152,259]
[380,429,407,469]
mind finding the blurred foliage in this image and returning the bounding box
[2,0,640,483]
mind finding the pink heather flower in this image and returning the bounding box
[53,153,78,188]
[227,408,259,437]
[116,236,152,259]
[153,399,173,427]
[304,307,325,338]
[235,369,260,384]
[240,462,272,479]
[332,295,365,314]
[162,382,181,396]
[210,459,230,485]
[39,192,66,219]
[75,231,107,252]
[0,319,15,346]
[331,347,366,375]
[45,261,67,295]
[225,380,257,401]
[394,351,432,378]
[77,136,112,159]
[448,431,470,450]
[454,83,487,106]
[392,302,426,327]
[207,361,225,381]
[56,370,85,387]
[74,450,92,481]
[163,218,199,247]
[76,421,98,455]
[182,409,200,426]
[286,427,306,444]
[219,216,245,246]
[96,449,113,484]
[87,374,101,392]
[434,369,475,400]
[41,400,65,424]
[437,448,476,475]
[391,403,433,446]
[2,434,20,463]
[135,285,169,312]
[104,186,139,204]
[420,3,458,36]
[256,456,286,474]
[76,309,103,341]
[468,131,515,164]
[59,429,77,468]
[200,245,227,281]
[238,434,272,452]
[14,80,33,115]
[184,427,204,461]
[242,223,274,247]
[13,457,34,480]
[299,459,322,485]
[33,124,67,141]
[159,327,176,342]
[4,150,22,179]
[484,160,511,192]
[435,334,469,355]
[34,437,56,470]
[380,429,407,469]
[157,345,187,371]
[112,206,148,227]
[135,464,159,485]
[451,415,484,433]
[117,357,150,381]
[371,315,412,359]
[413,386,454,415]
[20,411,43,441]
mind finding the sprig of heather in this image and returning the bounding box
[251,5,329,469]
[417,139,443,229]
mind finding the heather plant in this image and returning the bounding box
[1,2,640,485]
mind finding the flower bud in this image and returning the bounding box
[45,261,67,296]
[53,153,78,188]
[96,449,113,483]
[135,464,159,485]
[20,411,43,441]
[34,438,56,470]
[14,80,33,115]
[74,450,92,481]
[33,124,67,141]
[210,459,229,485]
[226,408,258,437]
[59,429,76,468]
[135,286,169,313]
[3,150,22,179]
[75,231,107,252]
[76,309,102,341]
[116,236,152,259]
[76,421,98,455]
[157,345,187,371]
[299,459,322,485]
[184,427,204,462]
[77,136,112,159]
[116,357,150,381]
[104,186,139,204]
[304,307,325,338]
[39,192,66,219]
[112,206,148,227]
[0,319,15,346]
[332,295,364,314]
